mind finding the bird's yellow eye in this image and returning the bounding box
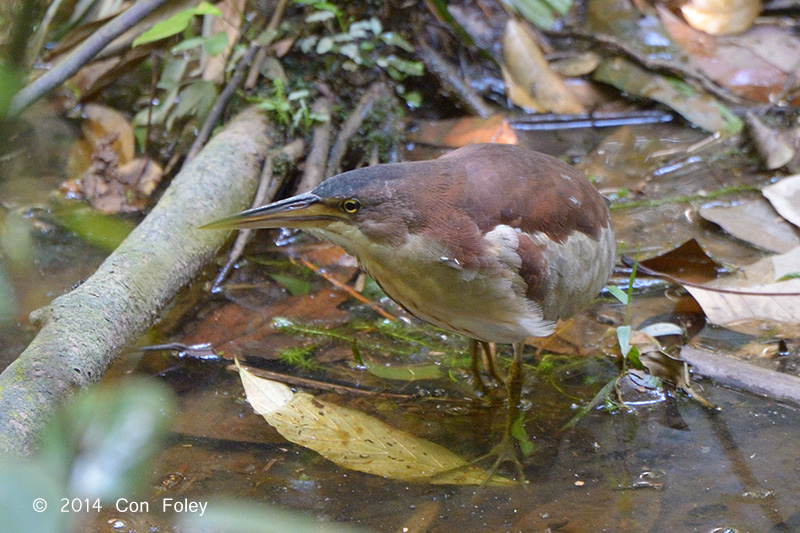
[341,198,361,214]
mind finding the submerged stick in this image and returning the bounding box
[681,346,800,406]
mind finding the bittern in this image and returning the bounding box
[206,143,616,476]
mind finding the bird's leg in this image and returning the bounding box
[469,339,489,394]
[484,340,528,483]
[478,340,504,383]
[466,341,529,484]
[469,340,503,394]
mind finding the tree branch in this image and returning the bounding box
[0,108,271,454]
[9,0,173,116]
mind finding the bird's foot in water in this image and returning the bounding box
[470,416,531,485]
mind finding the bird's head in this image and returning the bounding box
[202,164,422,254]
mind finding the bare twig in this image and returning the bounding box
[295,95,333,193]
[295,257,396,321]
[245,0,291,89]
[210,139,305,292]
[416,41,494,118]
[184,43,260,164]
[325,82,389,178]
[233,362,474,403]
[9,0,173,116]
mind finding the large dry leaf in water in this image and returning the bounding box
[683,247,800,333]
[763,175,800,229]
[502,18,584,114]
[699,198,800,253]
[237,362,513,486]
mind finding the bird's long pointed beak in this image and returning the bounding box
[201,193,341,231]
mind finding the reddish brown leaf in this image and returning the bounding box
[638,239,721,284]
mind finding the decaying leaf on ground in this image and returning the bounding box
[699,199,800,253]
[744,112,796,170]
[593,56,742,134]
[640,243,800,335]
[61,104,164,213]
[659,5,800,105]
[502,18,585,114]
[236,359,513,486]
[763,175,800,229]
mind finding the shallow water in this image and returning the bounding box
[4,113,799,532]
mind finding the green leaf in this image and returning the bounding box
[171,36,206,53]
[167,81,218,131]
[269,273,312,296]
[607,285,629,305]
[203,31,230,55]
[312,2,342,15]
[380,31,414,53]
[0,60,23,118]
[545,0,572,15]
[194,1,223,15]
[511,414,534,457]
[402,90,422,108]
[132,2,222,47]
[306,10,335,23]
[616,325,632,358]
[50,204,135,252]
[287,89,310,101]
[366,362,443,381]
[626,345,644,370]
[133,10,194,47]
[562,377,617,430]
[777,272,800,282]
[40,379,176,500]
[507,0,556,30]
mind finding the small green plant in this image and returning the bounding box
[278,344,320,371]
[563,252,643,430]
[294,2,424,107]
[131,2,231,139]
[253,79,328,132]
[606,253,644,372]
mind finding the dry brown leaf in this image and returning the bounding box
[763,175,800,229]
[201,0,244,83]
[683,247,800,332]
[236,362,513,486]
[120,157,164,196]
[699,198,800,253]
[680,0,761,36]
[406,115,519,148]
[502,18,585,114]
[549,52,601,77]
[81,103,135,164]
[659,6,800,104]
[744,112,796,170]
